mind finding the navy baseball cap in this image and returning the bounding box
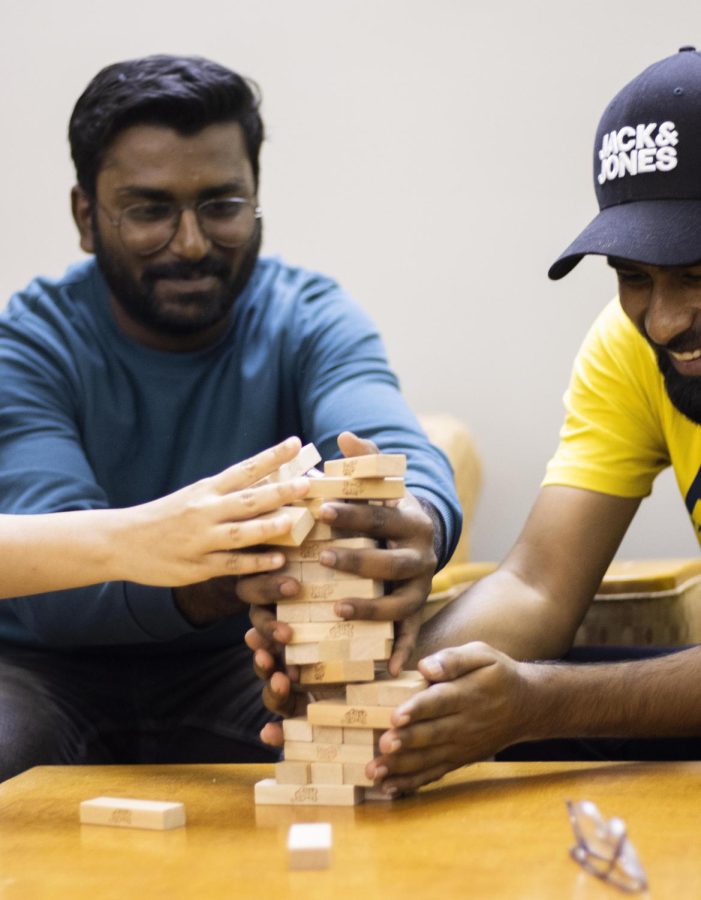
[549,46,701,279]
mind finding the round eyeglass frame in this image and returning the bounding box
[97,197,262,256]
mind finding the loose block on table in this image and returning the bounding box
[307,700,395,730]
[288,822,333,870]
[305,477,405,500]
[254,778,361,807]
[79,796,185,830]
[323,454,406,478]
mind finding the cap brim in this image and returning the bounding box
[548,199,701,280]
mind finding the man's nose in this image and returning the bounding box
[167,209,210,260]
[645,285,695,348]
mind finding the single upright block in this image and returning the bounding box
[260,506,315,546]
[79,797,186,831]
[323,454,406,478]
[287,822,333,869]
[258,443,322,484]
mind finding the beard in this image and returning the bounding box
[92,221,262,337]
[651,335,701,425]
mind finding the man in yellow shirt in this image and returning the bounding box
[357,46,701,794]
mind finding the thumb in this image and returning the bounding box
[418,641,498,683]
[337,430,380,459]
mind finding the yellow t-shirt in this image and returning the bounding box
[543,298,701,545]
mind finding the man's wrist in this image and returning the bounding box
[416,497,445,572]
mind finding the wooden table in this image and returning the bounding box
[0,760,697,898]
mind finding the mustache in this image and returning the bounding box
[645,327,701,357]
[141,257,230,284]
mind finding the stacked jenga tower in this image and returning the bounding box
[254,444,427,807]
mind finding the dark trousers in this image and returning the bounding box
[0,642,278,781]
[497,645,701,761]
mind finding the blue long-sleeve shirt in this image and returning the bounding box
[0,256,461,650]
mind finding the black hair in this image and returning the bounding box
[69,54,264,196]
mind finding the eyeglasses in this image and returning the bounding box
[98,197,262,256]
[566,799,648,893]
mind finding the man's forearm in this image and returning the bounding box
[523,646,701,741]
[416,568,584,664]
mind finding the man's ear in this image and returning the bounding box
[71,185,95,254]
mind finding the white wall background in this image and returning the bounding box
[1,0,699,561]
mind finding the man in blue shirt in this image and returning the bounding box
[0,55,461,779]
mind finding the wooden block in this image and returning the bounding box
[254,778,361,807]
[291,498,328,519]
[307,700,394,730]
[258,443,322,485]
[280,579,383,602]
[348,637,393,661]
[306,522,357,541]
[276,603,312,623]
[285,640,350,665]
[346,671,428,706]
[79,797,185,831]
[299,659,375,685]
[312,725,343,743]
[298,562,366,583]
[289,620,393,645]
[278,602,342,624]
[284,741,376,764]
[277,560,303,580]
[305,477,405,500]
[275,761,311,785]
[310,762,344,785]
[363,787,397,802]
[284,537,377,562]
[343,763,374,787]
[324,454,406,478]
[342,728,382,746]
[288,822,332,870]
[260,506,315,546]
[282,716,314,742]
[307,602,344,622]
